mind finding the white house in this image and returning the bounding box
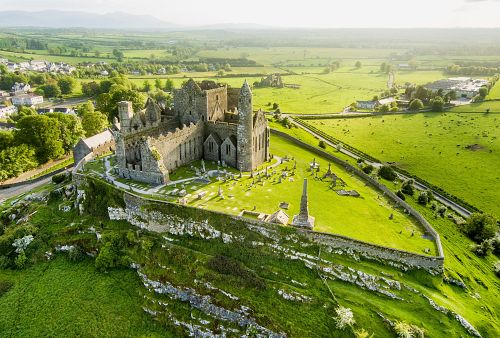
[356,100,377,110]
[11,94,44,106]
[11,82,31,95]
[0,105,17,118]
[30,60,47,71]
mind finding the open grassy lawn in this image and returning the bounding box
[394,70,446,86]
[145,133,436,254]
[0,257,168,338]
[307,113,500,216]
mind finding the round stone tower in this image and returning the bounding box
[237,80,253,172]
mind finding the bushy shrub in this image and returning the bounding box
[0,280,13,296]
[318,140,326,149]
[52,173,67,184]
[396,190,406,201]
[437,205,447,217]
[14,251,27,269]
[379,165,397,181]
[68,246,84,262]
[471,240,493,257]
[461,213,498,244]
[362,164,374,174]
[95,232,129,271]
[126,231,136,245]
[401,180,414,195]
[207,255,265,289]
[141,239,153,254]
[417,191,429,205]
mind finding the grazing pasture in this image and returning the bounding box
[307,113,500,216]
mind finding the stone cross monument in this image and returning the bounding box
[292,178,315,229]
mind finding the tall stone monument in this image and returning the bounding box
[292,179,315,229]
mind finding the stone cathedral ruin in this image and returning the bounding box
[112,79,270,184]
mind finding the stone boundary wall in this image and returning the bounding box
[300,230,443,273]
[270,129,444,258]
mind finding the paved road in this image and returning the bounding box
[0,168,72,202]
[290,119,472,218]
[0,176,53,201]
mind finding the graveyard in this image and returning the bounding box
[82,133,436,255]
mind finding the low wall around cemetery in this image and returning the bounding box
[74,172,444,274]
[270,129,444,258]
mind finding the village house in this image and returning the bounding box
[11,82,30,95]
[11,94,44,106]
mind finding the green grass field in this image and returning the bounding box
[450,101,500,113]
[307,113,500,216]
[0,257,168,337]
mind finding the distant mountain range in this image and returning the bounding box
[0,10,177,29]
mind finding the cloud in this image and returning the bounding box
[464,0,499,2]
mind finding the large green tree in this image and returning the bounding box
[462,213,498,244]
[46,113,85,153]
[82,110,108,137]
[96,86,146,120]
[77,100,95,117]
[8,106,37,124]
[15,115,65,163]
[409,99,424,111]
[0,73,28,90]
[431,96,445,112]
[81,81,101,97]
[42,82,62,98]
[0,130,14,150]
[0,144,38,181]
[57,76,77,95]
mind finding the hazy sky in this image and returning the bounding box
[1,0,500,28]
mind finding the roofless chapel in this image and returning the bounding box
[112,79,270,184]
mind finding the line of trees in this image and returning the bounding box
[446,64,500,76]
